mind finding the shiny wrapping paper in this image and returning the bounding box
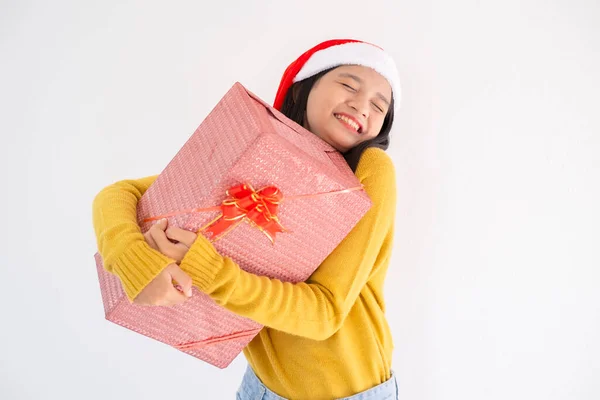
[94,82,372,368]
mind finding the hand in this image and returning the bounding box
[143,218,197,264]
[134,218,198,306]
[133,262,193,306]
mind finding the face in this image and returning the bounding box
[302,65,392,153]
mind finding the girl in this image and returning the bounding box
[93,38,402,400]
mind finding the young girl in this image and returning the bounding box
[93,38,401,400]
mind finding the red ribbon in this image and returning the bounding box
[173,328,262,350]
[198,183,286,244]
[143,182,364,244]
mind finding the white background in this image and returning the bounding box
[1,0,599,399]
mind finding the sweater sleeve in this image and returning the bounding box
[92,175,177,302]
[179,147,396,340]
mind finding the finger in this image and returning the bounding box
[133,264,188,307]
[163,285,189,306]
[167,264,193,298]
[149,225,187,260]
[156,270,188,306]
[152,218,168,232]
[165,227,197,248]
[144,231,159,250]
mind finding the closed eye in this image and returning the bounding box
[341,83,356,91]
[372,102,384,113]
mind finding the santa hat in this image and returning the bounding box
[273,39,401,113]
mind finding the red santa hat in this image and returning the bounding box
[273,39,401,113]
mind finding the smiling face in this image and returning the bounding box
[302,65,392,153]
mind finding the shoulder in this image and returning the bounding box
[355,147,396,187]
[354,147,396,208]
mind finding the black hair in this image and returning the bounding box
[279,66,395,173]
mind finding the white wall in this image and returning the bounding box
[1,0,598,399]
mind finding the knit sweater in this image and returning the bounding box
[92,146,397,399]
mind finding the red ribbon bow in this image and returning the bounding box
[199,183,288,244]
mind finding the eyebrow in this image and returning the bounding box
[338,72,391,106]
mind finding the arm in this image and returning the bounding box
[179,148,396,340]
[91,148,396,339]
[92,175,177,301]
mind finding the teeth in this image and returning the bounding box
[335,114,360,132]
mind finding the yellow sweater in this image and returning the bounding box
[92,147,397,399]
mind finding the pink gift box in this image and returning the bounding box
[94,82,372,368]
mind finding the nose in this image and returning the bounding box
[347,95,369,119]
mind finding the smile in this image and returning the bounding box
[334,113,363,134]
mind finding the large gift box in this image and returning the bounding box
[94,82,372,368]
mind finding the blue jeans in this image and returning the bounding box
[236,364,399,400]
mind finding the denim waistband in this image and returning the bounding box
[236,364,398,400]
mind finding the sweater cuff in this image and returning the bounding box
[179,234,226,292]
[111,241,176,302]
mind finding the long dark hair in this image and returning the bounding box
[279,66,395,173]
